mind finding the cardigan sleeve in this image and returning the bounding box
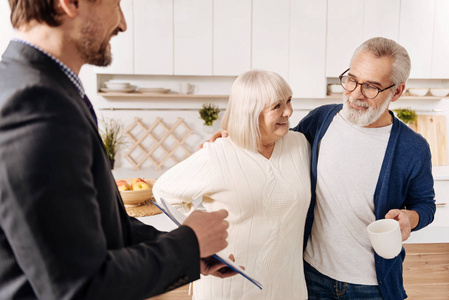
[404,143,436,231]
[384,122,436,232]
[291,104,341,144]
[152,144,213,214]
[291,108,318,143]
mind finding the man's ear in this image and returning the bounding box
[391,83,406,103]
[57,0,79,18]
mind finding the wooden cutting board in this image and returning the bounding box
[409,115,448,166]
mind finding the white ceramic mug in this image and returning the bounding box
[367,219,402,259]
[180,83,198,95]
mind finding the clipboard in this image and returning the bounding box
[152,198,263,290]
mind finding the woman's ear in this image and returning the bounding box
[56,0,79,18]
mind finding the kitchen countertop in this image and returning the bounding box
[136,166,449,244]
[404,202,448,244]
[432,165,449,181]
[138,203,449,245]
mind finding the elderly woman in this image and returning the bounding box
[152,70,310,300]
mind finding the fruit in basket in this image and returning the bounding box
[116,180,132,191]
[131,178,150,190]
[131,178,145,185]
[117,178,155,207]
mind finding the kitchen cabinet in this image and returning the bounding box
[174,0,213,75]
[325,0,449,80]
[399,0,435,79]
[134,0,173,75]
[326,0,401,77]
[92,0,449,97]
[128,0,251,76]
[252,0,290,80]
[431,0,449,78]
[405,171,449,244]
[213,0,252,76]
[289,0,327,98]
[0,1,14,56]
[363,0,400,41]
[325,0,365,77]
[95,0,134,74]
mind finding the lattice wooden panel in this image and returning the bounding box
[123,117,193,170]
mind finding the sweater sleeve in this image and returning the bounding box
[153,144,213,214]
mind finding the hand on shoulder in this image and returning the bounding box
[197,130,228,150]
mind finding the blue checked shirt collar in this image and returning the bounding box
[14,38,85,98]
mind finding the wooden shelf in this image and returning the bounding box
[98,92,229,99]
[98,92,445,100]
[326,95,445,100]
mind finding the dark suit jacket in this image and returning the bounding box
[0,41,200,300]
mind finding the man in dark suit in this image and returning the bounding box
[0,0,234,299]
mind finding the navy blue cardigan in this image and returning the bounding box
[292,104,436,300]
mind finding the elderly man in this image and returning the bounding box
[0,0,234,299]
[293,37,435,300]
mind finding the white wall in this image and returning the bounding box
[0,2,15,54]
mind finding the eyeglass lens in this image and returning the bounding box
[340,76,379,99]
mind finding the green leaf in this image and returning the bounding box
[199,103,221,126]
[393,108,417,124]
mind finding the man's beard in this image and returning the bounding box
[340,92,393,127]
[76,22,117,67]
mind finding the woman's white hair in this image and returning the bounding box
[221,69,292,152]
[351,37,411,86]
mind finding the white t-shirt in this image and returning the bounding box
[304,112,391,285]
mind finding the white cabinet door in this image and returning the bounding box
[95,0,134,74]
[134,0,173,75]
[252,0,290,80]
[431,0,449,78]
[399,0,435,78]
[326,0,365,77]
[289,0,327,99]
[363,0,400,41]
[174,0,213,75]
[0,2,15,55]
[213,0,251,76]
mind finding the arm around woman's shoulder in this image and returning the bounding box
[290,104,341,144]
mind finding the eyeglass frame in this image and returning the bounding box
[339,68,395,99]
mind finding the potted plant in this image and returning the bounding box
[393,108,417,125]
[199,103,221,127]
[100,118,125,169]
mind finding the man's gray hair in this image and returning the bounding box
[351,37,411,85]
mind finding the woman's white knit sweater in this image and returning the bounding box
[153,132,311,300]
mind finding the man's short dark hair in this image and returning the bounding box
[9,0,62,28]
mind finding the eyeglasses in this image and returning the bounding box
[339,68,395,99]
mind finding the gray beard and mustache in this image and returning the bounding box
[340,92,393,127]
